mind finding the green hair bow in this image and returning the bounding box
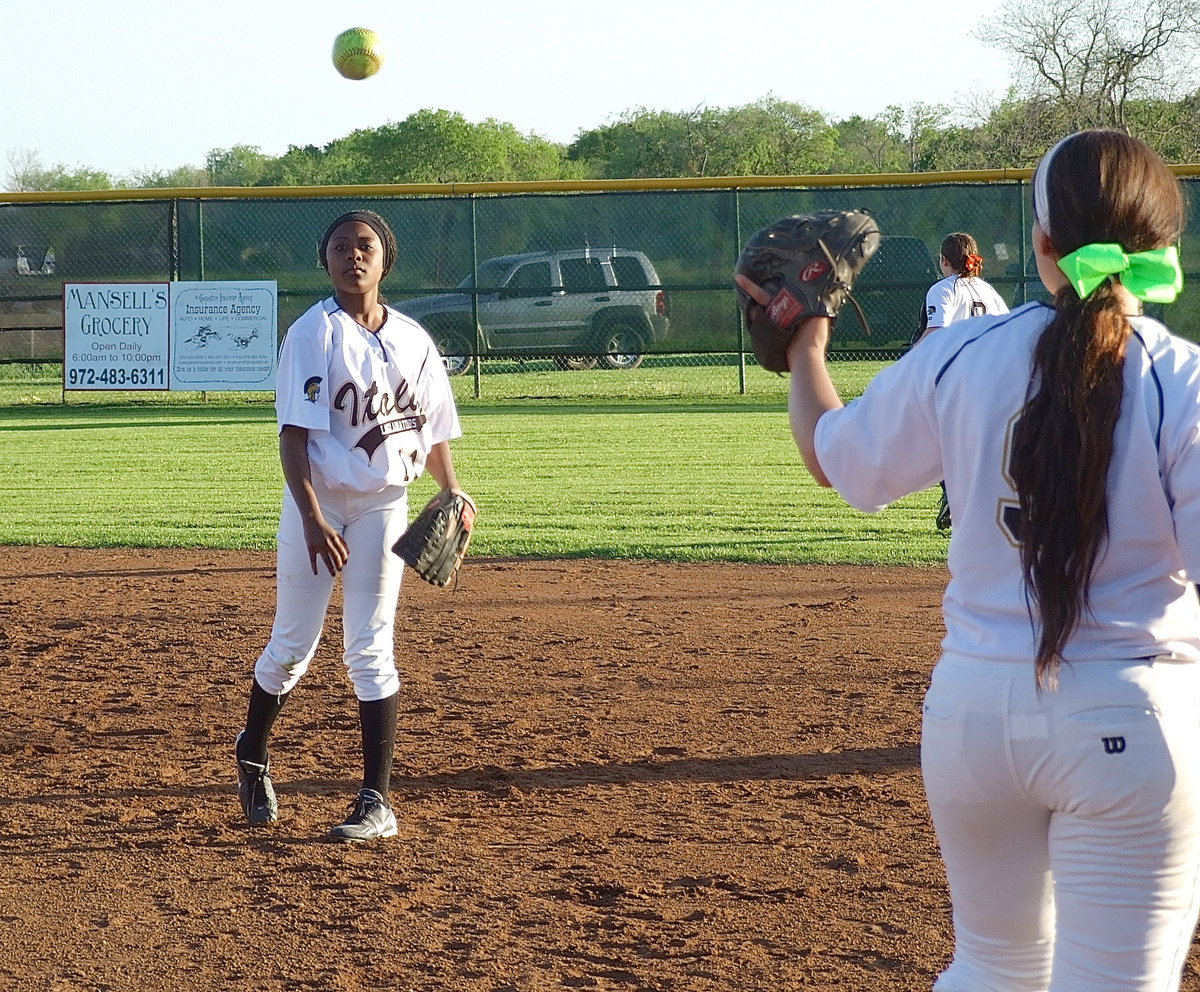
[1057,243,1183,304]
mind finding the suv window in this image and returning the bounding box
[458,257,511,290]
[502,261,553,298]
[560,257,607,293]
[610,255,649,288]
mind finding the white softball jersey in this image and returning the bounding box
[814,302,1200,665]
[275,298,462,493]
[925,275,1009,328]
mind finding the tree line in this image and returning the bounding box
[8,0,1200,192]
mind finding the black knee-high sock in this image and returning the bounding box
[238,679,290,765]
[359,691,399,798]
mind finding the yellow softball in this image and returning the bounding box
[332,27,385,80]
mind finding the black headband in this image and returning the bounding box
[319,210,396,276]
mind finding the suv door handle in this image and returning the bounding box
[534,300,552,306]
[592,295,611,302]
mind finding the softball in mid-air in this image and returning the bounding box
[332,27,385,80]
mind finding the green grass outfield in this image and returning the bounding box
[0,360,949,565]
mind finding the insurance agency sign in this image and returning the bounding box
[63,281,277,391]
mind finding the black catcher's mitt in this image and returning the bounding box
[392,489,477,588]
[735,209,881,372]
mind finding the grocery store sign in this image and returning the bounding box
[63,281,277,391]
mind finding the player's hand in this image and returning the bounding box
[301,514,349,576]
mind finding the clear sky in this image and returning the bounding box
[2,0,1013,182]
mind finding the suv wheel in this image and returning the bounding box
[554,355,599,371]
[599,323,645,370]
[432,333,474,376]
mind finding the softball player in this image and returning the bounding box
[919,231,1009,340]
[919,233,1010,528]
[235,209,464,843]
[750,130,1200,990]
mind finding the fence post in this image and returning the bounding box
[1017,181,1028,306]
[734,188,746,396]
[197,199,206,281]
[469,195,481,400]
[170,199,180,282]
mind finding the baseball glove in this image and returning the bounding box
[392,488,477,588]
[735,209,882,372]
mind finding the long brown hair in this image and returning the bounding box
[941,232,984,278]
[1012,130,1184,686]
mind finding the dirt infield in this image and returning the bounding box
[3,547,1199,992]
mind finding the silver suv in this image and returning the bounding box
[397,248,669,374]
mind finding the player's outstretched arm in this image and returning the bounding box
[734,272,841,486]
[785,322,841,488]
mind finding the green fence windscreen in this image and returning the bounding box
[5,177,1199,374]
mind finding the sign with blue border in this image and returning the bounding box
[63,281,277,391]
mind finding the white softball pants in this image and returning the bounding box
[922,652,1200,992]
[254,480,408,703]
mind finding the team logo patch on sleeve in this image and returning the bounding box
[303,376,322,402]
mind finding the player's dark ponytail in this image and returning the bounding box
[1011,130,1184,687]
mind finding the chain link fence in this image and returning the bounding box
[4,172,1200,399]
